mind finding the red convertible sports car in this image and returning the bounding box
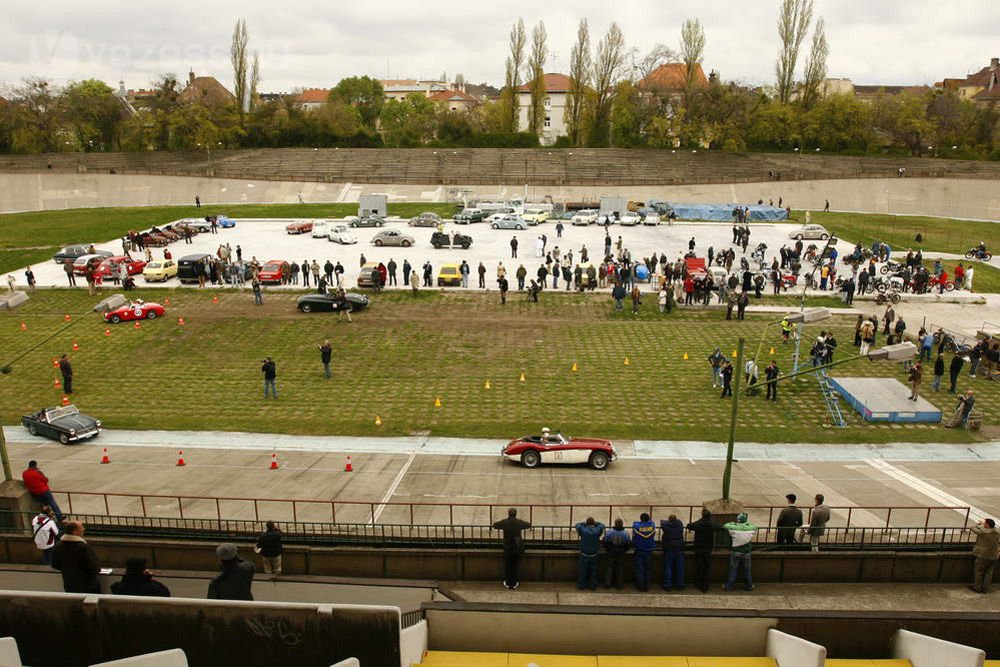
[286,221,314,234]
[502,428,617,470]
[103,300,166,324]
[95,256,147,279]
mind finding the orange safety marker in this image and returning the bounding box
[769,346,776,355]
[61,395,70,406]
[484,379,491,389]
[104,328,111,337]
[176,450,186,466]
[63,314,71,322]
[212,296,219,304]
[571,362,578,372]
[269,453,279,470]
[683,352,689,360]
[178,317,185,326]
[374,415,383,425]
[164,298,170,305]
[100,448,110,464]
[624,356,631,366]
[72,342,79,351]
[732,350,738,358]
[519,372,526,382]
[133,321,141,329]
[344,456,353,472]
[53,378,61,389]
[52,358,59,368]
[434,397,442,407]
[20,321,27,330]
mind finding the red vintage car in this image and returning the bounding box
[502,429,617,470]
[286,221,314,235]
[95,256,147,279]
[257,260,289,284]
[102,300,166,324]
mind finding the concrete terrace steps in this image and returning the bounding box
[2,149,1000,186]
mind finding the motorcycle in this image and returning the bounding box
[964,247,993,262]
[879,260,907,275]
[874,291,901,305]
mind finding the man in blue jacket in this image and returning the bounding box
[602,519,632,590]
[660,514,686,591]
[632,513,657,591]
[575,517,605,591]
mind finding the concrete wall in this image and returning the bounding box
[1,173,999,221]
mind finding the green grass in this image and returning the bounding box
[0,202,459,274]
[806,210,998,256]
[1,289,994,444]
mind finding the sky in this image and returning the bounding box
[1,0,998,94]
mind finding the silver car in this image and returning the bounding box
[371,229,414,247]
[409,212,442,227]
[490,214,527,230]
[788,224,831,241]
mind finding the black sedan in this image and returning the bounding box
[296,292,370,313]
[53,245,110,265]
[22,405,102,444]
[431,231,472,249]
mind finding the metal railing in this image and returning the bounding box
[52,490,975,531]
[2,510,978,552]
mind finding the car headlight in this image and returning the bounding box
[69,429,76,435]
[95,420,102,427]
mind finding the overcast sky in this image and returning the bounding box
[2,0,998,94]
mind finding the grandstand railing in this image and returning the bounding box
[0,510,979,551]
[52,490,974,531]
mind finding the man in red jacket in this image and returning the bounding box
[22,461,63,520]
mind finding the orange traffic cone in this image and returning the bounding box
[133,321,141,329]
[769,346,776,355]
[434,397,442,407]
[61,395,70,406]
[53,378,61,389]
[63,314,71,322]
[72,341,79,351]
[571,362,578,372]
[375,415,383,425]
[100,448,110,464]
[269,453,279,470]
[104,328,111,337]
[178,317,185,326]
[344,456,353,472]
[20,321,26,330]
[624,356,631,366]
[164,298,170,306]
[519,372,526,382]
[52,358,59,368]
[212,296,219,304]
[484,379,491,389]
[683,352,689,360]
[176,450,186,466]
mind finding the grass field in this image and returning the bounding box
[1,288,994,444]
[809,210,998,256]
[0,202,458,274]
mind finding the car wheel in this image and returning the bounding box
[589,451,610,470]
[111,314,121,323]
[146,311,157,319]
[374,240,383,247]
[437,280,444,286]
[521,450,540,468]
[59,433,69,445]
[796,234,803,240]
[28,424,37,436]
[820,234,828,240]
[463,243,471,249]
[492,224,499,229]
[376,222,383,227]
[401,240,411,247]
[351,222,358,228]
[517,225,524,230]
[301,303,312,313]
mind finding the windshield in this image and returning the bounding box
[147,262,162,268]
[45,405,79,420]
[263,263,281,271]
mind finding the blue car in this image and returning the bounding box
[216,215,236,228]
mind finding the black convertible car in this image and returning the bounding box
[296,292,370,313]
[431,231,472,249]
[22,405,102,444]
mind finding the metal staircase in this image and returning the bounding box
[816,368,847,427]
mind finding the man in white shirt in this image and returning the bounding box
[32,507,60,566]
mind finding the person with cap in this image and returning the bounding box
[22,460,64,521]
[51,521,101,593]
[776,494,803,545]
[631,512,657,592]
[492,508,532,590]
[574,517,605,591]
[255,521,284,575]
[111,557,171,597]
[722,512,757,591]
[969,518,999,594]
[208,543,255,600]
[659,513,686,591]
[602,518,632,590]
[31,506,59,566]
[687,509,721,593]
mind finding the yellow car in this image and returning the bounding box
[523,208,550,224]
[437,264,462,287]
[142,259,178,282]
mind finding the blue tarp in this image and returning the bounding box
[663,203,789,222]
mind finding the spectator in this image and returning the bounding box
[574,517,605,591]
[907,361,923,401]
[659,514,685,591]
[602,518,631,590]
[686,509,720,593]
[776,494,803,545]
[261,357,277,399]
[111,557,171,597]
[208,543,255,601]
[722,512,757,592]
[51,521,100,593]
[410,268,420,295]
[31,506,59,566]
[318,340,333,379]
[498,276,509,305]
[492,508,531,590]
[22,461,63,520]
[950,354,967,393]
[255,520,284,575]
[58,354,73,395]
[631,513,656,592]
[611,282,626,312]
[933,353,945,392]
[805,494,831,552]
[969,518,999,594]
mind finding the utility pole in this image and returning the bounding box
[722,337,744,500]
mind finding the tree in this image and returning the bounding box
[680,18,706,105]
[775,0,814,104]
[60,79,123,150]
[249,52,261,112]
[799,17,828,109]
[527,21,548,136]
[501,18,527,132]
[567,19,591,146]
[231,19,251,115]
[329,76,385,129]
[166,104,220,150]
[634,44,677,83]
[379,93,436,147]
[7,78,61,152]
[588,22,627,146]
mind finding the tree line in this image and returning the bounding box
[0,3,997,158]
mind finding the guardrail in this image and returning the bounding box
[52,490,974,531]
[4,510,978,552]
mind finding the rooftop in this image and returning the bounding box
[638,63,709,91]
[517,72,573,94]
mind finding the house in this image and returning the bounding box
[177,70,237,107]
[637,63,709,95]
[297,88,331,110]
[517,72,573,145]
[379,79,451,102]
[936,57,1000,105]
[428,88,478,112]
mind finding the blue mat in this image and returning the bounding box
[664,203,789,222]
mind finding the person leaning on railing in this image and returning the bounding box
[969,518,999,594]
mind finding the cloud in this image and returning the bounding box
[1,0,997,92]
